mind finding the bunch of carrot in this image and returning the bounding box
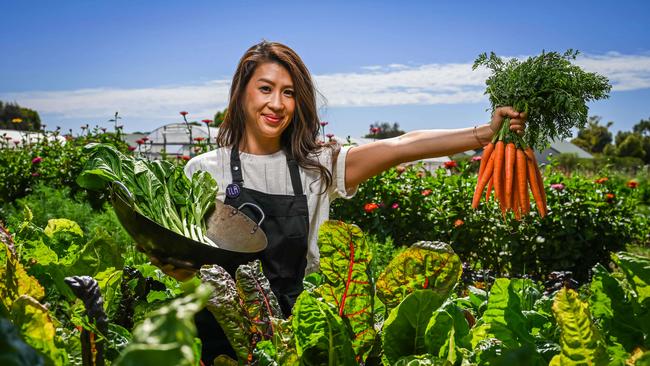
[471,121,548,220]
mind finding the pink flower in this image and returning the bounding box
[320,121,328,127]
[391,202,399,209]
[443,161,458,169]
[180,111,188,116]
[471,156,482,162]
[364,203,379,213]
[326,133,334,139]
[421,189,432,196]
[31,172,40,177]
[627,180,638,189]
[31,157,43,165]
[550,183,565,191]
[202,119,213,124]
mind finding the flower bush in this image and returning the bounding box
[331,161,649,281]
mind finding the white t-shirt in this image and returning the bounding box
[183,145,357,274]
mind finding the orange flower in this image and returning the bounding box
[627,180,638,188]
[454,219,464,227]
[605,193,615,203]
[364,203,379,213]
[595,177,609,184]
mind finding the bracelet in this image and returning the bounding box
[473,125,483,146]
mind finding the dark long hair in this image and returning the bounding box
[216,41,333,192]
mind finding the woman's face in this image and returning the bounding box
[242,62,295,152]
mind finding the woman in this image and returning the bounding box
[151,40,526,361]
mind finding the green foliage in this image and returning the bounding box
[0,318,45,366]
[0,128,130,204]
[0,101,41,131]
[213,108,227,128]
[571,116,613,154]
[550,287,609,366]
[363,122,405,139]
[474,50,611,151]
[113,285,210,366]
[331,163,649,281]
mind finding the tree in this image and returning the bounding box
[213,108,227,128]
[0,101,42,131]
[363,122,405,139]
[615,133,645,159]
[571,116,612,154]
[633,117,650,136]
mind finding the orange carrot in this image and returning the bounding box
[513,163,521,220]
[478,142,495,179]
[485,176,493,203]
[472,154,495,209]
[493,141,505,207]
[524,147,547,212]
[526,154,547,217]
[515,148,529,215]
[504,142,516,211]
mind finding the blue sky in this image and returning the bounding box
[2,0,649,138]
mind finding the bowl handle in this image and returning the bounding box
[237,202,265,227]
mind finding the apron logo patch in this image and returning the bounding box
[226,183,241,198]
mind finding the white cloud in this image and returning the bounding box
[1,52,649,123]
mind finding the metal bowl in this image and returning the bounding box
[109,181,267,273]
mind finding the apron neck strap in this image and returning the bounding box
[230,145,304,196]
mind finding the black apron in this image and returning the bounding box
[195,145,310,363]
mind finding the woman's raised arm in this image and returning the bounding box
[344,107,526,190]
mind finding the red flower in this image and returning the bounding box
[320,121,329,127]
[31,156,42,165]
[180,111,188,116]
[605,193,615,203]
[421,189,432,196]
[31,172,40,177]
[100,127,107,133]
[454,219,464,227]
[135,139,144,145]
[391,202,399,209]
[194,137,205,142]
[141,137,149,142]
[364,203,379,213]
[127,146,136,151]
[627,180,638,188]
[326,133,334,139]
[370,127,381,134]
[595,177,609,184]
[181,155,191,161]
[443,161,458,169]
[202,119,213,125]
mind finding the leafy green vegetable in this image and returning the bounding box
[550,287,608,366]
[76,143,218,246]
[315,220,375,360]
[0,318,45,366]
[292,291,356,366]
[424,300,471,364]
[473,50,611,150]
[113,284,210,366]
[376,241,462,309]
[382,289,447,365]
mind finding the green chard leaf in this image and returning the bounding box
[113,284,211,366]
[235,260,283,340]
[0,318,45,366]
[589,263,644,351]
[291,291,356,366]
[612,252,650,304]
[382,289,447,366]
[424,301,471,364]
[550,287,608,366]
[316,220,375,361]
[199,264,251,362]
[376,241,462,309]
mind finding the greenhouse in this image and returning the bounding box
[136,123,220,159]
